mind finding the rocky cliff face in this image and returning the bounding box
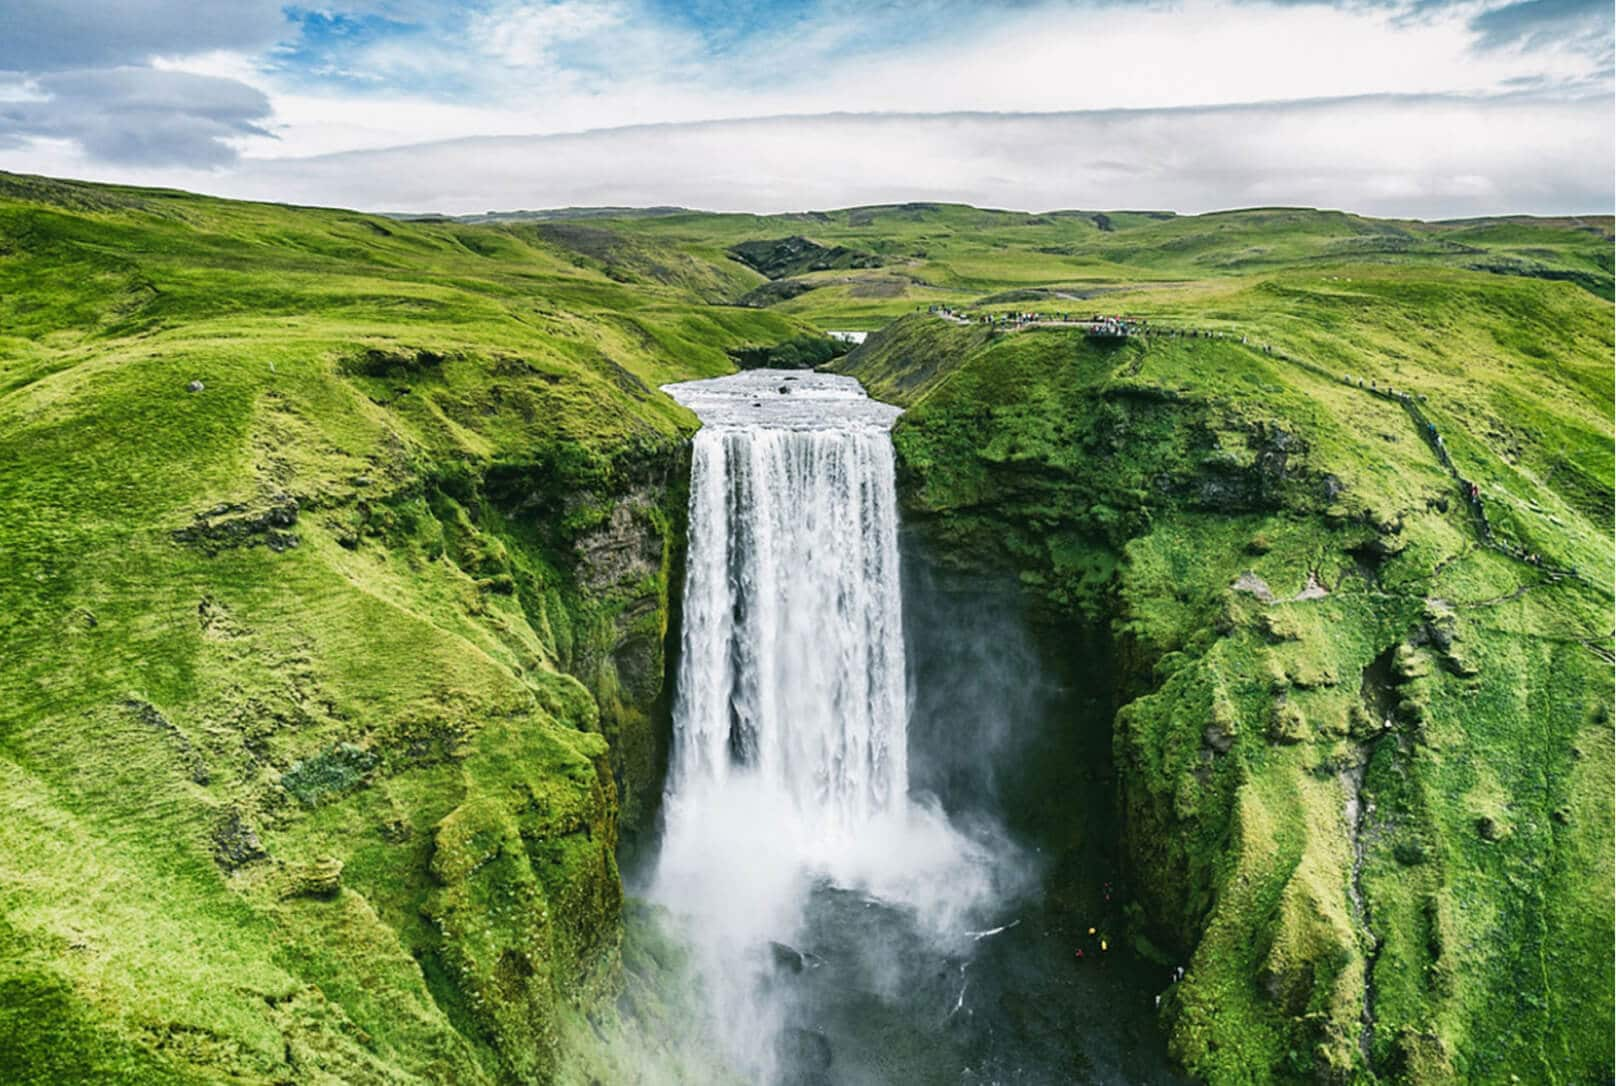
[494,443,691,844]
[373,439,692,1076]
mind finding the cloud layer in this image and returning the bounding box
[0,0,1609,215]
[0,0,286,71]
[191,96,1606,218]
[0,69,272,166]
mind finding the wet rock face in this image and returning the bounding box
[555,449,690,838]
[767,940,824,976]
[774,1027,833,1079]
[573,496,663,592]
[610,624,663,707]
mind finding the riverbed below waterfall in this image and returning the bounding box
[768,881,1184,1085]
[635,369,1182,1085]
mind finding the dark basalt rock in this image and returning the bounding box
[737,278,821,307]
[728,335,849,370]
[339,346,449,378]
[212,809,267,871]
[172,495,300,555]
[728,235,882,279]
[770,941,806,973]
[1154,419,1313,511]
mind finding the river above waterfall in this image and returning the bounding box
[661,368,902,430]
[644,369,1181,1085]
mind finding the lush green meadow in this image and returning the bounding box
[1,172,1610,1084]
[573,202,1613,327]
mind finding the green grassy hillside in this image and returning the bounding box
[0,171,798,1084]
[1,170,1610,1085]
[837,295,1612,1082]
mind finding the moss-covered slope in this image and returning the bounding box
[837,300,1613,1083]
[0,172,802,1084]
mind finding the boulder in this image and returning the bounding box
[770,941,806,974]
[1232,571,1275,603]
[212,809,267,871]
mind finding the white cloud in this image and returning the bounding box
[0,67,272,165]
[9,94,1606,219]
[468,0,629,67]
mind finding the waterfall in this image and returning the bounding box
[650,370,995,1081]
[669,383,907,831]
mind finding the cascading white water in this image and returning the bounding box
[651,369,996,1081]
[669,374,907,830]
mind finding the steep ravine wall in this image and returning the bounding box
[0,420,697,1085]
[389,438,696,1081]
[484,443,691,846]
[840,318,1614,1085]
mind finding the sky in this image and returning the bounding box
[0,0,1611,217]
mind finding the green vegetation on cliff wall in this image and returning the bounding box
[837,294,1613,1083]
[0,172,800,1083]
